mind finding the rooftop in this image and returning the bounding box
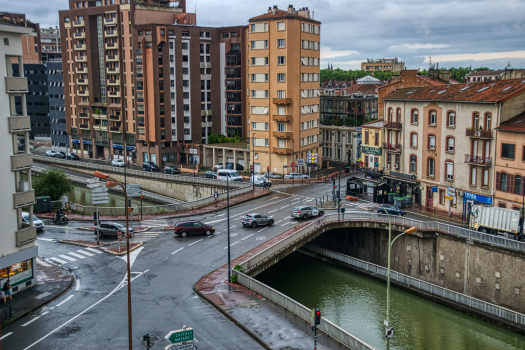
[466,70,505,77]
[495,112,525,132]
[250,5,321,24]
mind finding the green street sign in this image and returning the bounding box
[166,328,194,344]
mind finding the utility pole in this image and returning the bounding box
[251,134,255,191]
[227,175,231,281]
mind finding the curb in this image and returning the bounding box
[1,270,75,327]
[59,240,113,247]
[102,242,144,256]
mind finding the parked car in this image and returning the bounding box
[54,151,66,159]
[250,175,271,187]
[66,153,79,160]
[217,169,243,182]
[203,170,217,179]
[174,220,215,237]
[377,204,406,216]
[143,161,159,171]
[241,213,274,228]
[94,222,134,238]
[291,206,324,220]
[214,163,224,170]
[22,212,44,231]
[46,150,57,157]
[112,159,126,167]
[164,166,181,174]
[285,173,309,179]
[268,172,282,179]
[225,162,244,171]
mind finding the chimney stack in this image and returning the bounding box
[288,4,295,14]
[441,70,451,83]
[273,5,278,15]
[268,6,272,13]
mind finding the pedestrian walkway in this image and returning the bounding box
[139,219,170,227]
[44,247,104,266]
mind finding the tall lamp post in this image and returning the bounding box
[93,170,133,350]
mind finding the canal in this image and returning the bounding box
[256,252,525,350]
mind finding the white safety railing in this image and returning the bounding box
[236,272,378,350]
[306,244,525,327]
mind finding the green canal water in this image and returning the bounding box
[67,182,159,208]
[256,253,525,350]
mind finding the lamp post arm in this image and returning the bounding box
[390,232,406,248]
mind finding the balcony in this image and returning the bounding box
[109,114,121,121]
[79,112,90,119]
[464,154,492,167]
[273,147,292,155]
[200,74,212,80]
[466,128,492,139]
[273,115,292,122]
[76,78,88,85]
[74,43,86,51]
[106,55,119,62]
[110,126,122,133]
[93,113,108,120]
[8,116,31,133]
[73,19,85,27]
[107,78,120,86]
[11,154,33,171]
[104,17,117,25]
[16,226,37,246]
[382,143,402,152]
[74,32,85,39]
[384,121,402,129]
[93,124,108,131]
[78,90,89,96]
[184,135,192,141]
[105,30,118,37]
[75,55,87,62]
[107,67,120,74]
[14,190,35,208]
[201,121,213,128]
[108,91,121,98]
[105,42,118,49]
[76,67,88,74]
[273,98,292,105]
[5,77,28,93]
[79,122,90,130]
[274,131,292,139]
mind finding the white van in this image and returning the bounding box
[250,175,271,187]
[217,169,243,182]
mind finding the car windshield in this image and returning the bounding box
[230,171,240,177]
[113,223,124,228]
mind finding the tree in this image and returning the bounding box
[33,168,74,201]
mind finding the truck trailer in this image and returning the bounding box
[469,205,523,240]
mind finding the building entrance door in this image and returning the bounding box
[426,187,433,208]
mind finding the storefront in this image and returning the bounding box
[463,192,493,222]
[381,171,420,206]
[361,145,382,170]
[0,246,38,294]
[347,176,389,203]
[82,140,93,158]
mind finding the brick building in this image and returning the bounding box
[361,58,404,73]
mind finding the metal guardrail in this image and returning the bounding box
[236,273,378,350]
[306,244,525,327]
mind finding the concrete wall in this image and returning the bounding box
[313,227,525,313]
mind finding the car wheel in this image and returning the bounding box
[181,231,187,237]
[251,222,257,228]
[319,211,324,216]
[480,227,488,234]
[268,220,274,226]
[205,230,211,236]
[398,213,403,216]
[99,231,105,238]
[302,214,308,220]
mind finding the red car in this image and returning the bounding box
[174,220,215,237]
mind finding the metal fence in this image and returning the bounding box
[306,244,525,328]
[236,272,378,350]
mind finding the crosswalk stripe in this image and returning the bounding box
[50,257,67,264]
[59,254,76,262]
[85,247,103,254]
[77,250,94,257]
[36,258,52,267]
[67,252,86,259]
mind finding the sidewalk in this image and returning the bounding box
[195,221,349,350]
[1,261,73,326]
[36,188,271,221]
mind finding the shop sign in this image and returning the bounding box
[72,139,80,144]
[112,144,123,149]
[463,192,492,204]
[82,140,92,145]
[361,145,382,156]
[432,186,438,193]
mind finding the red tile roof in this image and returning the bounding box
[495,112,525,132]
[466,70,504,77]
[338,84,381,96]
[384,78,525,103]
[250,9,321,23]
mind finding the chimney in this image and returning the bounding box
[297,7,310,18]
[429,67,439,79]
[441,70,451,83]
[268,6,272,14]
[288,4,295,14]
[273,5,278,15]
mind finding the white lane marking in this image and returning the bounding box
[281,222,296,226]
[56,295,74,307]
[37,238,56,242]
[75,279,80,291]
[84,247,103,254]
[223,241,240,249]
[268,209,278,213]
[270,197,280,200]
[171,247,184,255]
[77,250,94,257]
[230,226,236,229]
[36,258,51,267]
[279,206,289,209]
[256,236,266,240]
[67,252,86,259]
[22,316,41,326]
[194,338,199,342]
[117,246,144,268]
[59,255,76,262]
[216,213,225,216]
[204,218,227,224]
[257,227,268,232]
[241,234,254,241]
[49,257,67,264]
[40,311,49,316]
[0,332,13,340]
[188,239,203,246]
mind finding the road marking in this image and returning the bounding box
[194,338,199,342]
[0,332,13,340]
[268,209,278,213]
[223,241,240,249]
[67,252,86,259]
[281,222,296,226]
[241,234,254,240]
[49,257,67,264]
[77,250,94,257]
[22,316,41,327]
[84,247,103,254]
[56,295,74,307]
[279,206,289,209]
[204,218,227,224]
[36,258,51,267]
[59,254,76,262]
[171,247,184,255]
[257,227,268,232]
[75,280,80,291]
[256,236,266,240]
[40,311,49,316]
[188,239,203,246]
[37,238,56,242]
[216,213,225,216]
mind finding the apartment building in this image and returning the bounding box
[465,70,504,83]
[48,61,68,149]
[40,27,62,62]
[361,58,404,73]
[245,5,321,173]
[383,79,525,218]
[0,23,38,295]
[0,11,40,62]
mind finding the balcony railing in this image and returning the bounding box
[75,56,87,62]
[272,98,292,105]
[274,131,292,139]
[108,91,121,98]
[109,114,121,121]
[464,154,492,166]
[76,67,88,74]
[11,154,33,171]
[382,143,402,152]
[466,128,492,139]
[13,190,35,208]
[105,42,118,49]
[107,79,120,86]
[73,20,85,27]
[273,115,292,122]
[105,30,118,37]
[106,55,119,62]
[78,112,89,118]
[78,90,89,96]
[74,32,85,39]
[107,67,120,74]
[74,43,86,50]
[5,77,28,93]
[92,114,107,119]
[110,126,122,133]
[8,116,31,133]
[384,121,402,129]
[79,123,90,129]
[104,17,116,25]
[272,147,292,154]
[77,78,88,85]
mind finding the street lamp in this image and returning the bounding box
[93,170,133,350]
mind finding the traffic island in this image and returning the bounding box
[78,226,151,232]
[59,239,114,247]
[102,242,144,256]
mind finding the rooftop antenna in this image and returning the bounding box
[428,56,432,67]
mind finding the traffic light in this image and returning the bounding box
[129,207,134,212]
[250,165,254,171]
[314,308,321,325]
[140,195,144,199]
[93,211,98,221]
[385,327,394,338]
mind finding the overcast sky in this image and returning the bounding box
[9,0,525,71]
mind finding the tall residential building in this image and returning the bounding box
[48,61,68,149]
[0,23,38,295]
[361,58,404,73]
[0,11,40,62]
[40,27,62,62]
[247,5,321,173]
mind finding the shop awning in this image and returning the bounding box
[382,175,419,186]
[348,176,384,185]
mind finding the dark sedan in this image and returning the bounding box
[66,153,79,160]
[377,204,406,216]
[203,170,217,179]
[54,151,66,159]
[164,166,181,174]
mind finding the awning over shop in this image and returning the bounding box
[382,175,419,186]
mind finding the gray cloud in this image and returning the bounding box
[8,0,525,70]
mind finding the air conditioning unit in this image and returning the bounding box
[394,164,399,169]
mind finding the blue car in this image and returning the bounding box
[377,204,406,216]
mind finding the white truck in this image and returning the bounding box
[469,205,523,240]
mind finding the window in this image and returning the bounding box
[502,143,515,159]
[374,131,379,146]
[428,158,435,176]
[428,135,436,149]
[447,112,455,127]
[277,73,285,82]
[485,113,492,130]
[277,21,285,31]
[429,111,436,125]
[411,109,418,124]
[515,176,522,195]
[277,56,285,65]
[365,131,369,144]
[439,189,445,204]
[471,167,477,185]
[499,203,507,208]
[277,90,285,98]
[446,161,454,180]
[483,169,489,187]
[447,137,454,152]
[500,173,508,191]
[3,38,8,45]
[473,113,480,129]
[410,155,417,173]
[277,39,285,48]
[277,123,285,132]
[411,133,417,147]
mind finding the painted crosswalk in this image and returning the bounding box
[345,201,380,211]
[140,219,170,227]
[43,247,105,266]
[131,232,160,243]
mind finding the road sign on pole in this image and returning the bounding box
[165,327,194,344]
[165,344,195,350]
[126,184,142,198]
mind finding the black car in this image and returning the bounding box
[54,151,66,159]
[143,161,159,171]
[164,166,180,174]
[66,153,79,160]
[377,204,406,216]
[203,170,217,179]
[226,162,244,171]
